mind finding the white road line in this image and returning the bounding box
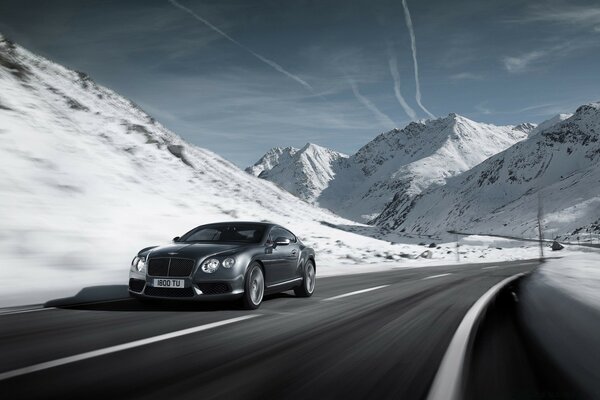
[422,273,451,280]
[0,314,259,381]
[481,265,500,270]
[427,273,525,400]
[322,285,389,301]
[0,307,56,316]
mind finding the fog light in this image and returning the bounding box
[222,257,235,268]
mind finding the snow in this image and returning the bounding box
[0,36,545,307]
[245,146,298,177]
[537,252,600,309]
[251,113,531,222]
[246,143,348,203]
[376,102,600,239]
[529,113,573,137]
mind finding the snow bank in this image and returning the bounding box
[538,252,600,309]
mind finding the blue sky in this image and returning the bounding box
[1,0,599,166]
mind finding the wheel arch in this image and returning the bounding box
[307,254,316,271]
[249,258,266,275]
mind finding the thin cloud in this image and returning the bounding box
[449,72,483,81]
[401,0,435,119]
[510,4,600,32]
[387,46,417,120]
[502,49,549,73]
[348,80,396,129]
[502,41,581,73]
[169,0,314,92]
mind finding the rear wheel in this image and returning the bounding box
[294,260,315,297]
[242,262,264,310]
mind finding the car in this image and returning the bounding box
[128,222,316,309]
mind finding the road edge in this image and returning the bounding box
[426,272,526,400]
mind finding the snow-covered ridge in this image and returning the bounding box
[245,146,299,177]
[375,102,600,238]
[529,113,573,137]
[247,143,348,203]
[251,113,532,222]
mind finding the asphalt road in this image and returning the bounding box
[0,260,539,400]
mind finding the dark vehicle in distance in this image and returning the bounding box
[129,222,316,309]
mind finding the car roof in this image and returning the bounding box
[200,221,276,228]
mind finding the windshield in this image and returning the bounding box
[180,224,266,244]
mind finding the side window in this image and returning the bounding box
[272,227,296,243]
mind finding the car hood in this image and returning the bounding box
[143,243,249,259]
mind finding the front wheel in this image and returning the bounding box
[242,262,265,310]
[294,260,315,297]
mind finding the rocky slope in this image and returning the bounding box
[374,103,600,238]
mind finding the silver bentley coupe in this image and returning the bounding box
[129,222,316,309]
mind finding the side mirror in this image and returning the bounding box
[274,237,291,247]
[173,236,180,242]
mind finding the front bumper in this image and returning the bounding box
[128,270,244,301]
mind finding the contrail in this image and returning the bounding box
[349,80,396,129]
[169,0,314,92]
[401,0,435,119]
[387,46,417,120]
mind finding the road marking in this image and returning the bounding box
[322,285,389,301]
[481,265,500,270]
[422,273,451,280]
[0,307,56,316]
[0,315,260,381]
[427,273,525,400]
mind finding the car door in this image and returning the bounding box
[263,227,299,285]
[261,228,288,285]
[274,227,301,281]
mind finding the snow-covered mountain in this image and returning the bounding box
[245,146,298,177]
[246,143,348,203]
[374,103,600,238]
[251,114,532,222]
[325,115,532,221]
[1,34,455,303]
[529,113,572,136]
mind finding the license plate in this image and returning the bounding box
[153,279,185,288]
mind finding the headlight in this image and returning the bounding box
[132,256,146,272]
[136,257,146,272]
[222,257,235,269]
[201,258,220,273]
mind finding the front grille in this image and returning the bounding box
[144,286,194,298]
[148,258,195,277]
[148,258,169,276]
[197,283,231,295]
[168,258,195,277]
[129,278,145,293]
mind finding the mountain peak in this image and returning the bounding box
[300,142,323,151]
[298,142,347,157]
[247,143,347,202]
[513,122,537,133]
[575,101,600,115]
[530,113,573,136]
[245,146,298,177]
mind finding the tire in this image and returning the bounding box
[242,262,265,310]
[294,260,316,297]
